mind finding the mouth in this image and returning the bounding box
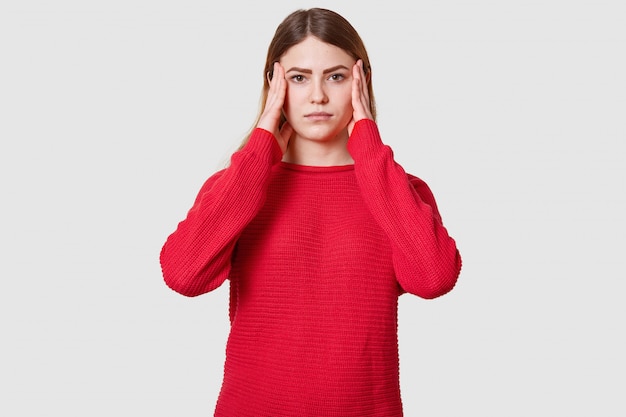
[305,112,332,121]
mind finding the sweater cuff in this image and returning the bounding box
[347,119,385,159]
[244,128,283,165]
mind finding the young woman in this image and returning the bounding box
[160,7,462,416]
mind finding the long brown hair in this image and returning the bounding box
[240,8,376,148]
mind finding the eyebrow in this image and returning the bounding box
[285,65,350,74]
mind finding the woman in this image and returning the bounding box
[160,7,462,416]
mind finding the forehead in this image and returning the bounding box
[280,36,354,68]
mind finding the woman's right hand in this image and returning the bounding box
[256,62,293,154]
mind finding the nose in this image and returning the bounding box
[309,79,328,104]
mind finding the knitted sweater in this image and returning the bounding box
[160,119,462,416]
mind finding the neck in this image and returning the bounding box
[282,132,354,167]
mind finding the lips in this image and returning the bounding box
[305,112,332,121]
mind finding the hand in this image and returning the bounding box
[256,62,293,154]
[347,59,374,136]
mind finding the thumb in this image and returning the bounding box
[347,117,356,137]
[278,122,294,153]
[280,121,293,139]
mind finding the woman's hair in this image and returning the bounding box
[240,8,376,147]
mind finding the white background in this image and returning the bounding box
[1,0,624,415]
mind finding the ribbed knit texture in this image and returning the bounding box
[160,119,462,416]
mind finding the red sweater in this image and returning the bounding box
[160,120,461,416]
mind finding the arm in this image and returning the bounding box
[160,62,292,297]
[347,60,461,299]
[159,129,282,297]
[347,119,462,299]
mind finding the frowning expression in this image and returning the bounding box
[280,36,355,143]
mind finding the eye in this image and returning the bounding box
[290,74,306,83]
[328,73,345,81]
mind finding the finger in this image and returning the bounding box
[351,60,373,126]
[267,64,288,114]
[273,63,287,107]
[257,63,287,133]
[351,62,367,114]
[351,61,361,98]
[360,59,369,87]
[275,121,293,154]
[266,63,281,102]
[356,60,369,100]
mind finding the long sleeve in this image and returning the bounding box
[159,128,283,297]
[347,119,462,299]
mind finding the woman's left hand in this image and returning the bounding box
[348,59,373,136]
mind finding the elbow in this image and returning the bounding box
[159,248,228,298]
[414,277,456,300]
[401,249,462,299]
[418,272,458,299]
[160,261,205,298]
[161,261,226,297]
[163,275,205,298]
[159,245,208,298]
[426,249,462,299]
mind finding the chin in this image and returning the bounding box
[299,125,346,142]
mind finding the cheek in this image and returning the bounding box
[334,87,353,111]
[282,86,301,115]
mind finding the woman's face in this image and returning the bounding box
[279,36,355,144]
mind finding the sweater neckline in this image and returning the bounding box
[278,161,355,173]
